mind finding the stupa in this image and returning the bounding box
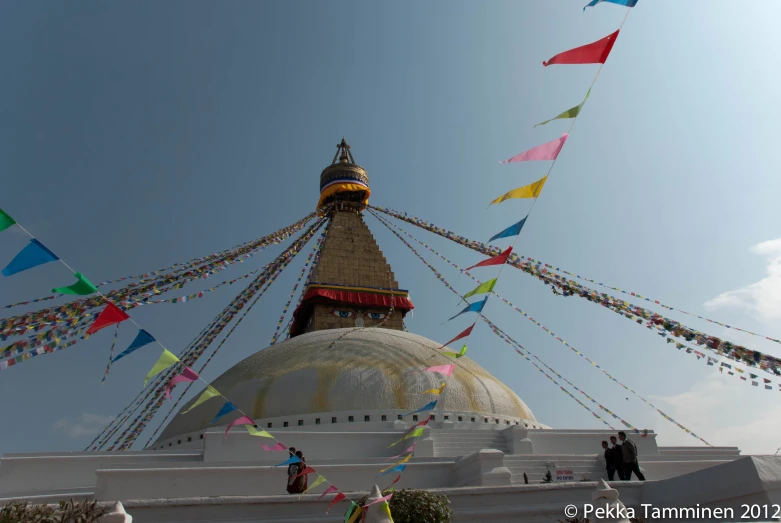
[1,140,778,523]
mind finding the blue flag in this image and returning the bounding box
[403,400,437,417]
[448,297,487,322]
[2,239,59,277]
[377,464,406,476]
[113,329,156,363]
[488,216,527,243]
[275,455,302,467]
[210,401,237,424]
[583,0,637,10]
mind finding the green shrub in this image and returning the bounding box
[346,488,453,523]
[0,499,108,523]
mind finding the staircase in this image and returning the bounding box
[505,455,603,485]
[431,429,509,457]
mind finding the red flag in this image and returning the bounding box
[294,466,316,479]
[438,323,475,350]
[326,492,346,512]
[466,247,513,271]
[543,30,619,66]
[317,485,339,500]
[87,302,130,335]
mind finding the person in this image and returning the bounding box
[609,436,624,480]
[618,431,645,481]
[287,450,308,494]
[601,440,616,481]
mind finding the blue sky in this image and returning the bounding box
[2,0,781,456]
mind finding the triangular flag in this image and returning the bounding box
[210,401,237,424]
[275,455,302,467]
[439,324,474,349]
[535,89,591,126]
[261,442,288,451]
[466,248,512,271]
[377,464,406,477]
[403,400,437,417]
[143,349,180,387]
[500,134,568,163]
[346,505,363,523]
[303,475,327,493]
[87,302,130,335]
[423,364,455,377]
[113,329,156,363]
[0,208,16,232]
[365,494,394,508]
[463,279,497,300]
[387,443,417,460]
[490,176,548,205]
[489,217,527,243]
[318,485,339,501]
[422,382,446,395]
[166,367,199,399]
[389,426,426,447]
[379,501,393,520]
[543,30,619,66]
[448,297,487,321]
[247,425,274,438]
[182,385,220,413]
[2,239,59,277]
[444,345,467,359]
[52,272,98,296]
[380,454,412,474]
[326,491,346,512]
[584,0,638,10]
[294,466,317,479]
[224,415,255,438]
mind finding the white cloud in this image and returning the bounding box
[52,413,114,439]
[704,238,781,322]
[649,376,781,455]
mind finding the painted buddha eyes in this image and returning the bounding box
[332,311,354,318]
[368,313,386,320]
[331,311,386,320]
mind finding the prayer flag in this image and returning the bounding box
[380,454,412,474]
[326,492,346,512]
[463,279,497,300]
[489,217,527,243]
[166,367,199,399]
[261,442,288,451]
[346,505,363,523]
[113,329,156,363]
[295,466,316,479]
[423,363,455,377]
[379,501,393,519]
[403,400,437,417]
[389,426,425,447]
[318,485,339,501]
[500,134,568,163]
[490,176,548,205]
[182,385,220,413]
[535,89,591,127]
[143,349,179,387]
[0,208,16,232]
[422,382,446,395]
[303,475,327,493]
[448,297,487,321]
[52,272,98,296]
[444,345,467,359]
[2,239,59,277]
[377,464,406,476]
[365,494,394,507]
[276,455,302,467]
[87,302,130,335]
[543,30,619,66]
[224,415,255,438]
[584,0,638,10]
[439,324,475,349]
[387,443,417,460]
[247,426,274,438]
[210,401,237,424]
[466,248,512,271]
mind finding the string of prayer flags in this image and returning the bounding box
[0,208,16,232]
[326,492,346,512]
[87,302,130,335]
[543,30,619,66]
[166,367,199,399]
[466,249,512,271]
[440,323,475,349]
[403,400,437,417]
[52,272,98,296]
[224,415,255,438]
[500,134,568,163]
[143,349,180,387]
[210,401,238,424]
[463,279,497,299]
[490,176,548,205]
[276,455,302,467]
[100,325,121,385]
[2,239,59,277]
[444,345,467,359]
[584,0,638,10]
[182,385,220,413]
[247,426,274,438]
[535,89,591,127]
[422,382,446,395]
[262,442,288,452]
[303,475,327,494]
[423,363,455,377]
[448,297,487,321]
[489,217,527,243]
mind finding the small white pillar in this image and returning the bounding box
[590,479,630,523]
[99,501,132,523]
[364,485,393,523]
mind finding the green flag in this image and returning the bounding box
[0,208,16,232]
[182,385,221,413]
[53,272,98,296]
[445,344,467,359]
[463,278,497,300]
[535,88,591,127]
[144,349,180,387]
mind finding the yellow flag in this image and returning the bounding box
[422,382,446,395]
[490,176,548,205]
[303,475,327,494]
[380,453,412,473]
[347,506,363,523]
[181,385,220,414]
[143,349,180,387]
[246,425,274,438]
[380,501,394,522]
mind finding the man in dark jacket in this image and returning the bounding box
[609,436,623,480]
[618,431,646,480]
[601,441,617,480]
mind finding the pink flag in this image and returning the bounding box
[387,443,417,460]
[261,442,287,451]
[423,364,455,377]
[326,492,346,512]
[165,367,199,399]
[364,494,393,508]
[317,485,339,501]
[224,415,255,438]
[500,134,568,164]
